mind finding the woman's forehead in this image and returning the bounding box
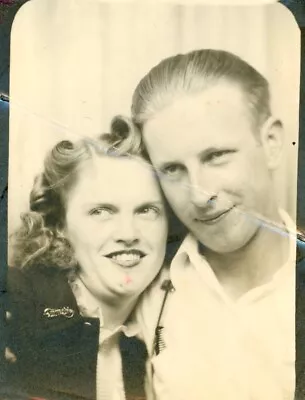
[68,155,162,204]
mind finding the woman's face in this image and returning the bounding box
[64,155,168,303]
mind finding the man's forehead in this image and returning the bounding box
[144,81,250,139]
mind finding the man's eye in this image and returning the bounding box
[161,164,185,177]
[137,206,160,220]
[206,150,236,164]
[89,207,113,218]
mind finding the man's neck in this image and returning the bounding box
[203,216,291,300]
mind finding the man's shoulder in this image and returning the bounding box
[135,265,171,346]
[297,236,305,264]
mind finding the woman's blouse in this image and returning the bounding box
[68,276,139,400]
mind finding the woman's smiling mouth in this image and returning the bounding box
[104,249,147,268]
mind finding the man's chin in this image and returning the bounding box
[195,232,255,255]
[190,216,259,255]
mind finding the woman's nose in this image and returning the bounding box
[113,217,140,245]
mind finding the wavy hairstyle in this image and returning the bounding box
[10,116,146,270]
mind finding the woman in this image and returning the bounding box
[3,116,168,400]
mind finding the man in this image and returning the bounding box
[132,49,304,399]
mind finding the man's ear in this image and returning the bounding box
[260,117,284,170]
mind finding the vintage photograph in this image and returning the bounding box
[2,1,302,399]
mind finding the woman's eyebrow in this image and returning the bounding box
[135,201,164,209]
[82,203,118,210]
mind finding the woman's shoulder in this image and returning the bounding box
[6,264,79,318]
[7,264,68,294]
[5,266,99,400]
[6,265,39,301]
[5,265,98,354]
[7,263,63,278]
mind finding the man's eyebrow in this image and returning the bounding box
[156,147,238,172]
[199,147,237,158]
[157,160,184,170]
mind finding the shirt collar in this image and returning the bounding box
[271,208,296,281]
[170,208,296,287]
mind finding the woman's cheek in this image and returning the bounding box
[140,219,168,242]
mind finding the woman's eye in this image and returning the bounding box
[89,207,113,218]
[137,206,160,220]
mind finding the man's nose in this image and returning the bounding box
[188,167,217,208]
[113,217,139,245]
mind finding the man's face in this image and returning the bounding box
[143,81,281,254]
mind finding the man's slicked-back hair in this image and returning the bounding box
[132,49,271,132]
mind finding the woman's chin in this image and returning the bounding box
[107,279,140,299]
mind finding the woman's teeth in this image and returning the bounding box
[107,251,144,267]
[111,253,141,263]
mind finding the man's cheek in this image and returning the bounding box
[163,189,182,209]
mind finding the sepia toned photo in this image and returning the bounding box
[1,1,303,400]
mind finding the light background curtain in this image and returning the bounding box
[8,0,299,233]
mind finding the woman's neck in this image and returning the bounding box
[70,274,139,330]
[100,296,138,330]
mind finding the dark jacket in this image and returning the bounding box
[1,266,147,400]
[295,241,305,399]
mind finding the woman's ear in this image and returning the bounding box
[260,117,284,170]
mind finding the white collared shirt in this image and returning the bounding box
[69,277,139,400]
[137,210,296,400]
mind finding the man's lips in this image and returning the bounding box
[104,249,147,268]
[194,207,234,225]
